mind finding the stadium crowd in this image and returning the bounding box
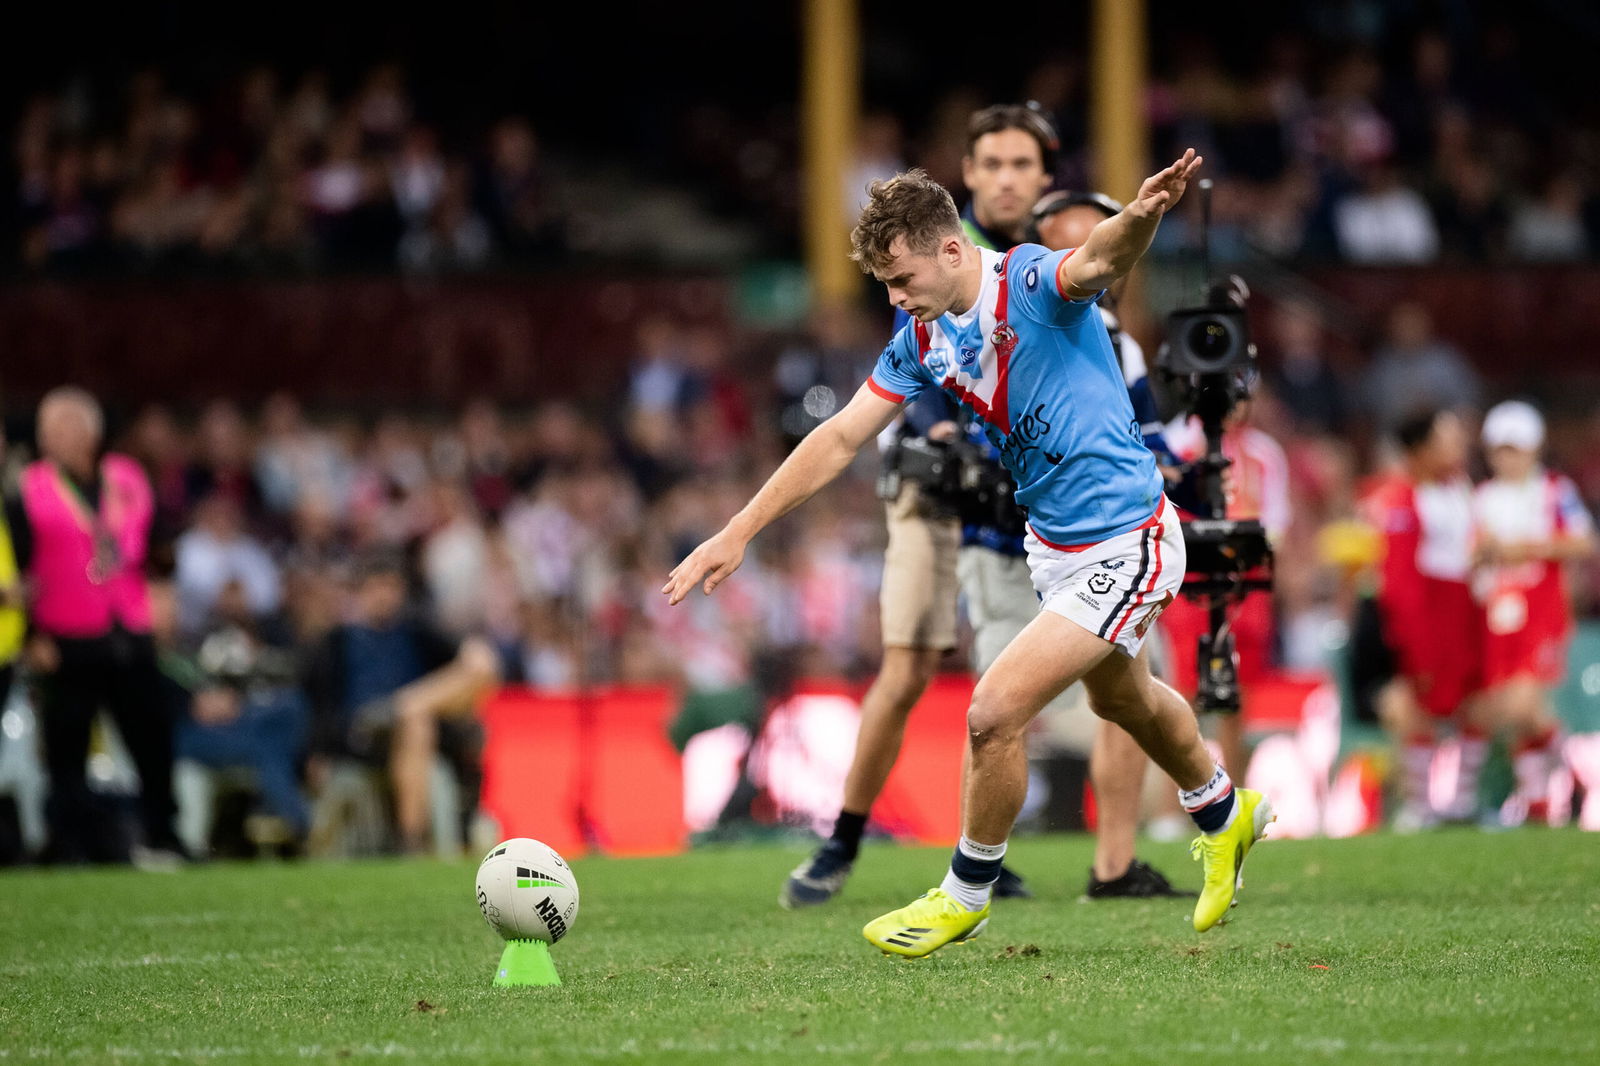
[2,296,1597,863]
[6,6,1600,865]
[11,13,1600,276]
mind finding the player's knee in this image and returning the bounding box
[877,648,939,710]
[966,693,1027,753]
[1086,685,1148,728]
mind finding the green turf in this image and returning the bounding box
[2,829,1596,1064]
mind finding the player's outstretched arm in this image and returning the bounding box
[1060,149,1203,297]
[661,382,903,605]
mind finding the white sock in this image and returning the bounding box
[939,870,994,912]
[1451,733,1489,816]
[1402,740,1435,810]
[940,837,1005,912]
[1514,729,1560,802]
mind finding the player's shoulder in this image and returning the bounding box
[1006,242,1057,284]
[1005,242,1080,311]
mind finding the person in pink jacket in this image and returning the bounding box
[7,387,184,867]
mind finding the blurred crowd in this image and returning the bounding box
[14,14,1600,276]
[6,303,1598,685]
[3,290,1599,861]
[12,65,566,276]
[884,20,1600,267]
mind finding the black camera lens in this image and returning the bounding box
[1186,318,1234,364]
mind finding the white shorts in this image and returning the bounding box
[1025,497,1186,658]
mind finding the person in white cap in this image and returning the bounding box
[1473,400,1598,826]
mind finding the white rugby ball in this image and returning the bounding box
[475,838,580,944]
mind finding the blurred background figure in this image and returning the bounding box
[1365,409,1483,831]
[1472,401,1597,827]
[302,550,500,856]
[1359,303,1481,438]
[7,388,184,867]
[152,577,310,856]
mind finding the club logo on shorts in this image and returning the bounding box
[1134,593,1174,638]
[1087,572,1116,596]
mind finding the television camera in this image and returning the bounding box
[1150,179,1274,715]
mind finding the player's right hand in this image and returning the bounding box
[662,528,747,605]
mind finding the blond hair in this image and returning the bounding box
[849,168,963,274]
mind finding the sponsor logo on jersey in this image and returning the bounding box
[953,344,979,377]
[999,403,1053,468]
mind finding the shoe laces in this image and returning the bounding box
[908,888,962,919]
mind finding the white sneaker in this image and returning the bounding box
[1391,803,1439,835]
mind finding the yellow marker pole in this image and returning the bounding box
[1092,0,1151,330]
[801,0,860,308]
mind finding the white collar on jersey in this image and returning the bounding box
[939,247,1005,332]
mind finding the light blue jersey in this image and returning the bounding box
[867,244,1163,547]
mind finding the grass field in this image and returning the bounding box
[2,828,1596,1065]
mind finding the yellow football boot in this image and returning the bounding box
[862,889,990,958]
[1190,788,1276,932]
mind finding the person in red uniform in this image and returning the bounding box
[1367,408,1484,829]
[1473,401,1597,826]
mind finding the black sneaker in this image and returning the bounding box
[1085,859,1195,899]
[993,863,1033,899]
[779,841,854,908]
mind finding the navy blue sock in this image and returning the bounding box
[1181,767,1239,834]
[949,847,1003,885]
[829,810,867,860]
[1187,788,1237,833]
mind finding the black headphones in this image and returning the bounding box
[1031,189,1125,225]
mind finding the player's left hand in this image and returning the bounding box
[1128,149,1203,220]
[661,527,748,605]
